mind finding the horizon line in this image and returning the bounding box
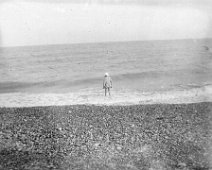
[1,37,212,49]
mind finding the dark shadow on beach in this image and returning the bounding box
[0,103,211,170]
[0,149,54,170]
[0,107,58,169]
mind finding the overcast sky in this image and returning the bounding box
[0,0,212,47]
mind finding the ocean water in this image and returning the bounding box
[0,39,212,106]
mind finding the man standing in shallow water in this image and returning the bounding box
[103,73,112,96]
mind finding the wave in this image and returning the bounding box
[0,68,210,94]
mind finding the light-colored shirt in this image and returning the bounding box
[103,76,112,88]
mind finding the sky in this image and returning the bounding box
[0,0,212,47]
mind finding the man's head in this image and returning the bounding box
[105,72,109,77]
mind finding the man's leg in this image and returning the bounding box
[105,88,107,96]
[108,88,111,96]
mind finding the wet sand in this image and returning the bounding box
[0,84,212,107]
[0,102,211,170]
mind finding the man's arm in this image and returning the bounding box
[103,79,105,89]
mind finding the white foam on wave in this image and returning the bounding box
[0,85,212,107]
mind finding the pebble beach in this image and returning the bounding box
[0,102,212,170]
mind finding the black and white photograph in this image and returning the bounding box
[0,0,212,169]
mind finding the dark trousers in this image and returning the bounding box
[104,87,111,96]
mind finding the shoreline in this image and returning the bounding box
[0,85,211,108]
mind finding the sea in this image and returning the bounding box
[0,39,212,107]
